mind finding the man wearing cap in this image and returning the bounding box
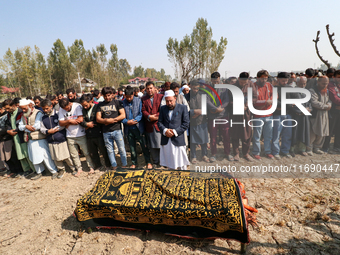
[158,90,190,170]
[18,99,58,180]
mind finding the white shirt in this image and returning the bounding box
[58,103,86,138]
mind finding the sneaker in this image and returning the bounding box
[274,154,281,160]
[226,155,234,161]
[266,154,274,160]
[244,154,254,161]
[290,152,296,157]
[0,168,7,175]
[253,154,261,160]
[282,153,292,159]
[329,148,340,154]
[300,151,308,156]
[23,169,34,178]
[210,156,216,162]
[202,156,210,163]
[31,173,42,180]
[57,170,65,179]
[314,149,324,155]
[51,172,58,180]
[307,151,313,156]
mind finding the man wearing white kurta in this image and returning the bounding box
[18,99,58,180]
[158,90,190,170]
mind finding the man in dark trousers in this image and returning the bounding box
[142,81,164,168]
[122,87,152,169]
[80,94,111,171]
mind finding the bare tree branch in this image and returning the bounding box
[313,30,331,69]
[326,24,340,58]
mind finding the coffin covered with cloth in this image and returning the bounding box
[74,170,255,243]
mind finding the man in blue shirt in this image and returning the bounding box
[122,87,152,169]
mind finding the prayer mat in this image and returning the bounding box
[74,170,253,243]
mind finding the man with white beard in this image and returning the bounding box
[158,90,190,170]
[18,99,58,180]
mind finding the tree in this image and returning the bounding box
[133,65,145,78]
[166,18,227,82]
[68,39,86,73]
[313,24,340,69]
[48,39,73,92]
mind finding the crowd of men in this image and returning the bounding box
[0,67,339,180]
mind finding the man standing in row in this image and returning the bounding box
[96,87,127,169]
[59,98,95,176]
[142,82,163,168]
[80,94,111,170]
[18,99,58,180]
[122,87,152,169]
[158,90,190,170]
[307,76,332,155]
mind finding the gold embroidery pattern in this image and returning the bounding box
[75,170,244,234]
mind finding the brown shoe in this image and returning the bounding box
[244,154,254,162]
[202,156,210,163]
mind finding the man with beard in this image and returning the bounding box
[40,99,75,178]
[18,99,58,180]
[142,81,164,168]
[66,88,80,103]
[5,98,35,177]
[307,76,332,155]
[158,90,190,170]
[289,76,312,156]
[322,70,340,153]
[79,94,110,171]
[230,72,256,161]
[189,80,209,163]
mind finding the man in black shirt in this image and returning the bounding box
[96,87,127,169]
[66,88,80,103]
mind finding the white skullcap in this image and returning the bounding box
[164,90,175,98]
[182,85,190,89]
[137,92,143,98]
[19,99,34,106]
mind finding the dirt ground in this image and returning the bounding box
[1,146,340,255]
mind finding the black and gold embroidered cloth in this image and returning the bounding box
[74,170,249,243]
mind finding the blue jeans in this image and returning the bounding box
[103,130,127,167]
[271,115,292,155]
[252,116,273,155]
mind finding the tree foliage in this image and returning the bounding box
[0,38,172,96]
[166,18,227,82]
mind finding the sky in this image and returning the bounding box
[1,0,340,79]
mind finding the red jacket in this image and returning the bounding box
[142,93,164,133]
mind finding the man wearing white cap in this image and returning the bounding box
[18,99,58,180]
[158,90,190,170]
